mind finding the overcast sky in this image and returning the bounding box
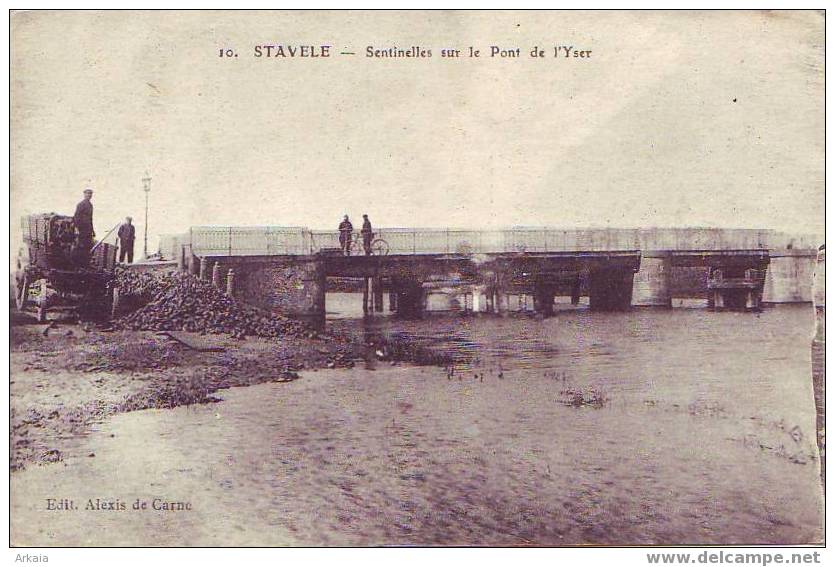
[11,10,824,254]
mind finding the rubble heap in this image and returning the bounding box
[113,268,310,338]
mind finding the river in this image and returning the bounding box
[10,296,824,546]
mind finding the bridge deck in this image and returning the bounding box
[194,250,645,279]
[667,249,770,268]
[183,226,817,258]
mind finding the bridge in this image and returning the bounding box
[149,226,819,323]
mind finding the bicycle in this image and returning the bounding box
[351,231,390,256]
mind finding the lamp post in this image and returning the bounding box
[142,174,151,259]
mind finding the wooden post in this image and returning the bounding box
[571,277,581,305]
[176,245,185,271]
[110,286,120,320]
[373,277,384,312]
[495,289,505,315]
[746,289,760,310]
[226,269,235,297]
[362,277,369,314]
[15,272,29,310]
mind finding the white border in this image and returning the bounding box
[2,4,830,566]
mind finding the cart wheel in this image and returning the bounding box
[371,239,390,256]
[15,273,29,310]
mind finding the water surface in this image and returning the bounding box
[11,301,823,545]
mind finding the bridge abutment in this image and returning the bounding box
[232,258,326,326]
[632,253,672,307]
[762,250,816,304]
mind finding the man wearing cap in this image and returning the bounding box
[117,216,136,264]
[73,188,95,266]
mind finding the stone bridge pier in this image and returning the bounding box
[762,249,817,304]
[532,281,557,316]
[390,278,426,318]
[196,255,327,327]
[632,252,672,307]
[589,267,635,311]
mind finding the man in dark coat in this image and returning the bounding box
[360,214,374,255]
[73,188,95,266]
[338,215,353,256]
[117,216,136,263]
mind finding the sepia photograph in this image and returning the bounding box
[7,8,826,551]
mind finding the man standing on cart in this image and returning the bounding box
[73,188,95,266]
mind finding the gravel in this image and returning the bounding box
[113,268,310,339]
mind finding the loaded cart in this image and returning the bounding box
[13,213,118,322]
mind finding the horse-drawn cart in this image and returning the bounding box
[13,213,118,322]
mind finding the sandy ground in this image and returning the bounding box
[11,365,824,546]
[9,317,432,472]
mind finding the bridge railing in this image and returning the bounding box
[190,226,310,256]
[309,230,341,253]
[376,228,505,255]
[184,226,822,257]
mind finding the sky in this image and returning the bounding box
[10,10,824,255]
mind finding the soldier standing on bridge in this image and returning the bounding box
[339,215,354,256]
[117,216,136,264]
[73,188,95,266]
[361,214,374,256]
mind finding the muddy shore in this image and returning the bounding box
[10,316,448,472]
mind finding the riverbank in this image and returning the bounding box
[10,317,447,472]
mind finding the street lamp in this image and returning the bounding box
[142,174,151,259]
